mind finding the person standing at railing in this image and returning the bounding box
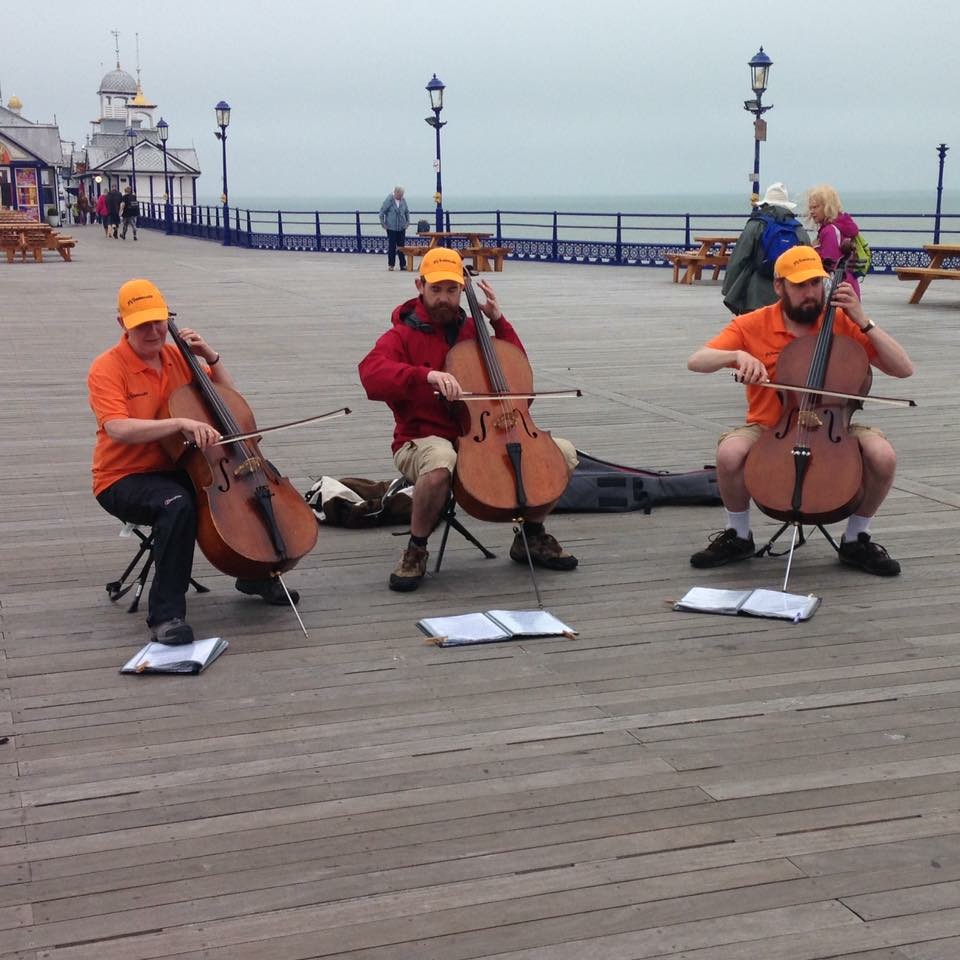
[379,185,410,271]
[722,183,810,316]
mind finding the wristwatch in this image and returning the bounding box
[861,319,876,333]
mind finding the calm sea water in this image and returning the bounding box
[195,190,959,247]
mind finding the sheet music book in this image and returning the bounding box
[673,587,820,622]
[417,609,577,647]
[120,637,228,675]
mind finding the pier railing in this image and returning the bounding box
[137,203,959,273]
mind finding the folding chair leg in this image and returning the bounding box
[434,500,496,572]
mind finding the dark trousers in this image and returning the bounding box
[97,472,197,626]
[386,229,406,269]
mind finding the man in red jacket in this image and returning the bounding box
[359,248,579,591]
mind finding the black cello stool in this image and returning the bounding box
[755,521,841,559]
[106,524,208,613]
[391,487,496,573]
[433,495,496,573]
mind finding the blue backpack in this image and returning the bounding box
[755,212,801,278]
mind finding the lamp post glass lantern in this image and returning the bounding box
[214,101,231,245]
[425,74,446,232]
[157,118,172,234]
[744,47,773,201]
[126,127,137,193]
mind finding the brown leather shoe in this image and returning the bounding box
[509,530,578,571]
[389,544,429,591]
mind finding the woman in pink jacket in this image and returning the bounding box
[95,192,109,236]
[807,184,862,299]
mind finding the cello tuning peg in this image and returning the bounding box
[465,265,479,277]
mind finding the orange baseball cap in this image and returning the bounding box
[774,246,829,284]
[117,278,170,328]
[419,247,464,285]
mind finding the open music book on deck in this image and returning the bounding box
[417,609,577,647]
[120,637,228,675]
[674,587,820,622]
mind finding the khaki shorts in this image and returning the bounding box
[394,435,579,483]
[718,422,886,448]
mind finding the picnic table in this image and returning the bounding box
[895,243,960,303]
[666,234,739,284]
[0,221,76,262]
[398,230,512,272]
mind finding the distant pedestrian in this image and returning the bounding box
[77,193,90,226]
[120,186,139,240]
[379,186,410,271]
[95,192,109,236]
[105,185,123,239]
[807,184,863,299]
[721,183,810,316]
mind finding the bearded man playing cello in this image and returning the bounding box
[686,246,914,576]
[88,279,301,647]
[359,248,580,592]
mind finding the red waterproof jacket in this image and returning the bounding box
[359,295,524,453]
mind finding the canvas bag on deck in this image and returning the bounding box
[555,452,721,514]
[755,212,802,278]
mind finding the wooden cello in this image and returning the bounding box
[443,274,570,522]
[744,259,872,524]
[159,318,319,580]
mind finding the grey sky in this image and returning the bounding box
[5,0,958,205]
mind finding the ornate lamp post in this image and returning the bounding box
[934,143,949,243]
[157,118,172,235]
[214,100,231,246]
[425,75,446,232]
[743,47,773,202]
[125,127,138,193]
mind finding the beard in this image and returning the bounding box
[424,302,460,327]
[782,294,823,326]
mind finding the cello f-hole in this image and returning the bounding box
[472,410,490,443]
[516,408,539,439]
[216,457,232,492]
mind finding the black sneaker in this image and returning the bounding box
[509,530,578,570]
[150,618,195,646]
[235,577,301,605]
[690,529,756,568]
[838,533,901,576]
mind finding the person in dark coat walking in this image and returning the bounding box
[105,185,123,238]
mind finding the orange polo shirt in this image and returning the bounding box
[706,302,878,428]
[88,336,201,495]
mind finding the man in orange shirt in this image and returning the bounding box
[88,279,298,646]
[686,246,914,576]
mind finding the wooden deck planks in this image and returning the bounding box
[2,234,960,957]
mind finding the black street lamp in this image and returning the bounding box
[214,100,231,246]
[744,47,773,202]
[934,143,950,243]
[157,117,172,235]
[125,127,138,193]
[425,74,446,232]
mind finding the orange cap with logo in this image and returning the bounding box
[117,278,170,329]
[419,247,464,285]
[774,246,829,284]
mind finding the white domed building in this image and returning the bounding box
[73,58,201,210]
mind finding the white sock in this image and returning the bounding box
[725,509,752,539]
[843,515,871,542]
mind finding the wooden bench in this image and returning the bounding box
[462,246,513,272]
[47,233,76,261]
[895,267,960,304]
[397,244,430,271]
[665,251,728,284]
[0,231,23,263]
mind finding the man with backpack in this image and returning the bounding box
[120,186,139,240]
[721,183,810,316]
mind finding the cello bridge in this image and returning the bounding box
[234,456,264,478]
[797,410,824,429]
[493,410,519,432]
